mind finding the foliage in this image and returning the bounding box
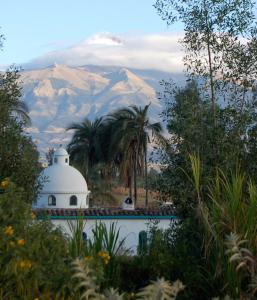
[154,0,257,119]
[189,154,257,298]
[67,117,106,180]
[136,278,184,300]
[67,216,87,258]
[153,80,257,215]
[153,0,257,215]
[86,222,127,257]
[226,233,257,298]
[72,258,102,299]
[67,104,164,207]
[106,104,165,205]
[0,68,40,202]
[72,258,184,300]
[0,181,73,299]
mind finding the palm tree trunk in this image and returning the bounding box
[145,148,148,207]
[133,152,137,206]
[128,171,132,199]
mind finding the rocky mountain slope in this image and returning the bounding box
[21,64,184,156]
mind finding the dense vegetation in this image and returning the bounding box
[0,68,40,203]
[67,104,165,206]
[1,0,257,298]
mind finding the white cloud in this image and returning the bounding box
[45,126,65,134]
[25,126,39,134]
[25,32,184,73]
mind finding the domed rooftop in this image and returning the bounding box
[35,146,89,209]
[54,147,69,156]
[41,165,88,194]
[40,147,88,194]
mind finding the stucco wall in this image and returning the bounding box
[52,218,175,253]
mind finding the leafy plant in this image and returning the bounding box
[71,258,184,300]
[226,233,257,298]
[88,222,127,257]
[67,215,87,258]
[136,278,184,300]
[189,154,257,297]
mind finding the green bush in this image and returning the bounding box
[0,181,73,299]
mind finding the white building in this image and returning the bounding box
[33,147,176,252]
[34,147,90,209]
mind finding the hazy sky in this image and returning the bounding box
[1,0,183,71]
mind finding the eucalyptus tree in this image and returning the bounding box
[66,117,106,180]
[154,0,257,120]
[107,104,164,206]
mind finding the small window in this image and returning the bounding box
[54,157,58,164]
[125,197,132,204]
[65,158,68,163]
[48,195,56,206]
[70,195,77,206]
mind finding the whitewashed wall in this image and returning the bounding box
[52,218,175,254]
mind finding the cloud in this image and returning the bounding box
[44,126,65,134]
[25,32,184,72]
[25,126,39,134]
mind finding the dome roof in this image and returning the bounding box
[40,147,88,194]
[41,164,88,194]
[54,148,68,156]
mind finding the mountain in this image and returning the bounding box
[21,64,184,158]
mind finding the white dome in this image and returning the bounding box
[54,148,68,156]
[41,164,88,194]
[34,147,90,209]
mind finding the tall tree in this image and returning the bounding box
[154,80,257,214]
[0,69,39,202]
[0,68,31,126]
[66,117,105,180]
[107,104,164,206]
[154,0,257,120]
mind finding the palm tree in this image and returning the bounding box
[66,117,105,179]
[107,104,164,206]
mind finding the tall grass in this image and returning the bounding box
[189,154,257,297]
[89,222,127,257]
[67,216,86,258]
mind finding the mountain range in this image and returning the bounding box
[21,64,184,157]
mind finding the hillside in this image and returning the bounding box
[21,64,184,157]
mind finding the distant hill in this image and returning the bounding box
[21,64,184,157]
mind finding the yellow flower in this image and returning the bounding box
[97,251,110,264]
[0,179,9,189]
[31,212,36,219]
[18,259,32,269]
[19,261,26,268]
[4,226,14,236]
[17,239,25,246]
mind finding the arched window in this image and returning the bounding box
[48,195,56,206]
[70,195,77,206]
[125,197,132,204]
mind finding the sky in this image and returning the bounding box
[0,0,184,72]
